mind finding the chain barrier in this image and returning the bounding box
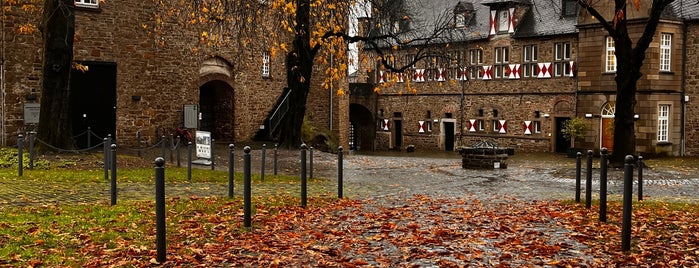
[35,138,106,153]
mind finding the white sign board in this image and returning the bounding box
[23,103,40,124]
[183,104,198,129]
[195,130,212,160]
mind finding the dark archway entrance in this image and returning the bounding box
[349,103,375,151]
[555,117,571,153]
[70,61,116,148]
[199,80,234,141]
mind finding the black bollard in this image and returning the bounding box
[301,144,307,208]
[103,137,109,181]
[575,152,582,203]
[599,148,609,222]
[273,144,278,175]
[338,146,344,199]
[28,132,35,170]
[87,127,92,148]
[638,156,644,201]
[154,157,166,263]
[228,144,234,198]
[261,144,266,181]
[169,134,174,164]
[110,144,117,206]
[622,155,634,252]
[309,147,314,180]
[176,136,181,168]
[244,146,252,228]
[137,131,142,157]
[187,142,192,183]
[211,139,215,171]
[585,150,593,209]
[17,134,23,177]
[161,135,166,161]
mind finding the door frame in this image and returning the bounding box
[441,118,456,151]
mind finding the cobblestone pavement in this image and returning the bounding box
[1,149,698,207]
[339,151,699,204]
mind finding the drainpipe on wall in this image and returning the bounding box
[680,21,688,156]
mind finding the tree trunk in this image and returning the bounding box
[609,33,640,166]
[276,0,315,149]
[37,0,76,151]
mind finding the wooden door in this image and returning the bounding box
[601,118,614,152]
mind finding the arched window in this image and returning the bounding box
[601,102,615,117]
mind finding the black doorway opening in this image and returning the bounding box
[70,62,117,149]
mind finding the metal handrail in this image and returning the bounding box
[268,89,292,136]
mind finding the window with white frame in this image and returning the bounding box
[469,49,483,79]
[658,104,670,142]
[660,33,672,72]
[498,9,509,33]
[76,0,99,8]
[554,42,571,76]
[523,45,538,78]
[494,47,509,79]
[606,36,616,72]
[533,121,541,133]
[262,51,271,77]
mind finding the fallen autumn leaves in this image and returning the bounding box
[57,194,696,267]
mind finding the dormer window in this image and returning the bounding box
[498,10,509,33]
[455,13,466,28]
[562,0,578,17]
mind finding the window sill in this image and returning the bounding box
[657,141,672,146]
[659,71,674,75]
[75,5,101,12]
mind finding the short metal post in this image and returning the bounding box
[338,146,343,199]
[261,144,266,181]
[243,146,252,228]
[104,137,109,181]
[160,135,166,160]
[28,132,35,170]
[154,157,166,263]
[187,142,192,183]
[309,147,314,180]
[273,144,278,175]
[176,136,181,167]
[137,131,142,157]
[575,152,581,203]
[599,148,609,222]
[622,155,634,252]
[228,144,234,198]
[169,134,174,164]
[585,150,593,209]
[300,144,307,208]
[638,156,644,201]
[87,127,92,148]
[211,139,215,171]
[110,144,117,206]
[17,134,23,177]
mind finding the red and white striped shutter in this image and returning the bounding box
[508,64,520,79]
[537,63,552,78]
[499,120,507,133]
[413,69,425,82]
[482,65,493,80]
[437,68,445,81]
[383,119,390,131]
[569,61,575,77]
[523,120,532,135]
[469,119,476,132]
[378,70,385,83]
[397,72,404,83]
[490,10,497,35]
[508,7,515,33]
[418,120,425,133]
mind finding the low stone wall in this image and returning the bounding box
[459,148,508,169]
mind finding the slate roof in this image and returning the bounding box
[395,0,578,44]
[668,0,699,21]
